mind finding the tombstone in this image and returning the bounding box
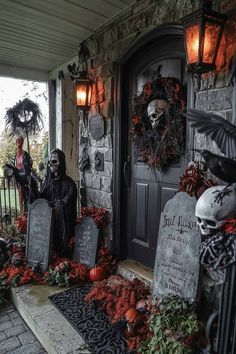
[26,199,53,272]
[153,192,201,302]
[89,114,104,141]
[73,217,99,268]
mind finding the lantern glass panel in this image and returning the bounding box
[76,84,87,106]
[203,21,221,64]
[88,85,92,106]
[185,24,200,64]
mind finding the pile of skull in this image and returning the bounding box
[195,185,236,270]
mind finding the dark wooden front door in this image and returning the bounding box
[123,34,187,269]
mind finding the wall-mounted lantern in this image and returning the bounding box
[181,2,228,74]
[74,71,93,111]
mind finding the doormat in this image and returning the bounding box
[48,283,129,354]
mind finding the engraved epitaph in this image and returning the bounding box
[26,199,53,272]
[73,217,99,267]
[153,192,201,301]
[89,114,104,140]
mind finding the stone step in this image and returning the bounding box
[10,262,153,354]
[11,285,91,354]
[118,259,154,289]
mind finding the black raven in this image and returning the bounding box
[188,109,236,159]
[194,149,236,184]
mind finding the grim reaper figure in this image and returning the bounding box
[40,149,77,256]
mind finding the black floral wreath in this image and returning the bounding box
[130,77,186,171]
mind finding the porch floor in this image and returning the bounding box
[8,260,153,353]
[11,285,90,354]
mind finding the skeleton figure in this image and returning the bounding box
[49,152,60,175]
[147,99,169,129]
[195,185,236,236]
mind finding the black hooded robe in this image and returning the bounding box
[40,149,77,256]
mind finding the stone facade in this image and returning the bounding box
[80,0,202,214]
[78,0,236,239]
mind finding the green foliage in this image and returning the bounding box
[45,268,70,287]
[140,296,201,354]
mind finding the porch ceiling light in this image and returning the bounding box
[181,1,228,74]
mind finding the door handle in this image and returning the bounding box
[123,158,131,188]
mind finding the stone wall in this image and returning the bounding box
[80,0,202,225]
[79,0,236,242]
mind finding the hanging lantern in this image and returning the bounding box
[181,5,228,74]
[75,71,93,110]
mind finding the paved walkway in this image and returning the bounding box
[0,304,47,354]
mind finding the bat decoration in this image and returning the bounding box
[58,70,64,80]
[188,109,236,159]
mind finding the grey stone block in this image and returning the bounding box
[19,331,36,345]
[0,336,21,353]
[103,27,118,49]
[0,306,15,315]
[5,325,26,338]
[101,176,112,193]
[196,87,233,111]
[12,341,45,354]
[104,77,113,102]
[84,173,101,190]
[0,321,12,331]
[11,317,24,326]
[9,311,21,321]
[0,330,6,341]
[86,188,112,210]
[104,149,112,162]
[0,315,10,324]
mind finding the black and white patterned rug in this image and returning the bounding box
[49,283,129,354]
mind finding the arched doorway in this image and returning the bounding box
[113,24,192,269]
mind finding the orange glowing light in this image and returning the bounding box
[75,73,93,110]
[181,7,228,74]
[185,24,200,64]
[76,86,87,106]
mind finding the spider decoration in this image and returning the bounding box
[199,232,236,270]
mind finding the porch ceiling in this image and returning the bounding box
[0,0,134,74]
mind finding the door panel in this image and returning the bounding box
[125,35,186,269]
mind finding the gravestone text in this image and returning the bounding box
[26,199,53,272]
[153,192,201,301]
[73,217,99,268]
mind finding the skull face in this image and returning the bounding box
[195,185,236,235]
[49,153,60,175]
[147,99,168,129]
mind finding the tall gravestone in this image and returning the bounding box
[26,199,53,272]
[153,192,201,302]
[73,217,99,268]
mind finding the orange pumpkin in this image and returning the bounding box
[124,308,141,324]
[89,266,106,281]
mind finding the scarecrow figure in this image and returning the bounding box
[40,148,77,256]
[5,136,39,212]
[4,98,42,212]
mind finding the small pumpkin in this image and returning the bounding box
[124,308,141,324]
[89,266,106,281]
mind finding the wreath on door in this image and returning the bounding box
[130,76,186,171]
